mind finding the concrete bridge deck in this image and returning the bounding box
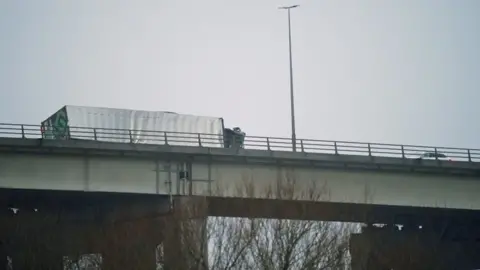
[0,137,480,212]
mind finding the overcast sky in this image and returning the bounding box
[1,0,480,148]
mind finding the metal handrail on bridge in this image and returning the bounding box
[0,123,479,162]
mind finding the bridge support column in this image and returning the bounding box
[0,246,7,270]
[98,217,164,270]
[5,210,64,270]
[102,243,157,270]
[163,196,208,270]
[350,224,480,270]
[10,250,63,270]
[349,232,389,270]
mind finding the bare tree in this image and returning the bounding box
[174,170,357,270]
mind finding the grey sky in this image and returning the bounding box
[1,0,479,148]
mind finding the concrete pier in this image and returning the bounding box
[350,223,480,270]
[0,192,210,270]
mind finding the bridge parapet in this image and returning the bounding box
[1,123,480,163]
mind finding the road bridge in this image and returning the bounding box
[1,123,480,269]
[0,126,480,210]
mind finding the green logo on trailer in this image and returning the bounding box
[43,107,69,139]
[52,108,68,138]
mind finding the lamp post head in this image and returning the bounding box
[278,5,299,10]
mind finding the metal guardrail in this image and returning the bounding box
[0,123,480,162]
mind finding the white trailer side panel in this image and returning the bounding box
[64,106,224,147]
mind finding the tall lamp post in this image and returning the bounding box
[279,5,299,152]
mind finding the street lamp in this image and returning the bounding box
[279,5,299,152]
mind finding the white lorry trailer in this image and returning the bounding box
[40,105,228,148]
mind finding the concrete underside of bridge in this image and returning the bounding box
[1,189,480,269]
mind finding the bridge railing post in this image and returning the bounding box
[21,125,25,139]
[66,126,71,139]
[434,147,438,160]
[266,137,271,151]
[334,141,338,155]
[300,139,304,152]
[401,145,405,158]
[93,128,97,140]
[164,132,168,145]
[197,133,202,147]
[128,129,133,143]
[367,143,372,156]
[468,149,472,162]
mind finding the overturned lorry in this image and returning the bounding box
[40,105,245,148]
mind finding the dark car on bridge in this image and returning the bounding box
[416,151,452,161]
